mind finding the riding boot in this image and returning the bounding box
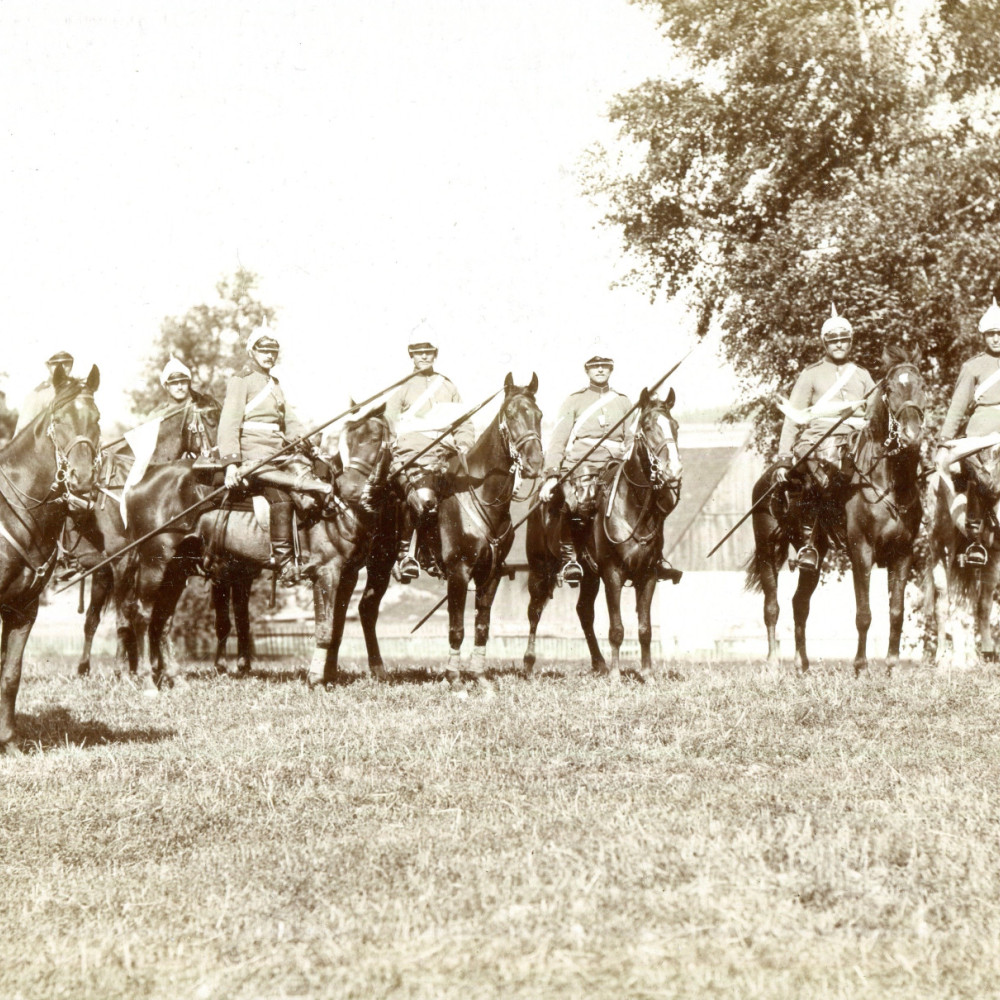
[792,522,820,572]
[393,522,420,584]
[556,515,583,587]
[963,517,988,568]
[655,556,683,585]
[267,500,298,585]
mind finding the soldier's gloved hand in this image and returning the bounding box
[540,477,559,502]
[224,464,244,489]
[772,453,794,485]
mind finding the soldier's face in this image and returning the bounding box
[165,379,191,402]
[410,349,436,372]
[252,346,278,371]
[985,330,1000,356]
[586,363,613,386]
[823,335,852,362]
[46,362,72,380]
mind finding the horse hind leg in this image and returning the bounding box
[576,570,605,675]
[790,562,822,673]
[468,572,502,697]
[211,579,232,675]
[79,568,112,677]
[523,562,554,677]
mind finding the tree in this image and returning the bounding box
[130,267,275,415]
[586,0,1000,448]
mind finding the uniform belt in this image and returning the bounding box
[242,420,282,432]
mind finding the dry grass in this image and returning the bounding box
[2,653,1000,1000]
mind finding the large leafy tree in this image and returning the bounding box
[587,0,1000,449]
[130,267,275,415]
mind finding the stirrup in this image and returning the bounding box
[393,555,420,584]
[960,542,988,568]
[790,544,820,572]
[557,559,583,588]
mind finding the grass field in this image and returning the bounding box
[2,653,999,1000]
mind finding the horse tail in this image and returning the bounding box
[744,548,764,593]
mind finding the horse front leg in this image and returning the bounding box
[603,567,626,681]
[78,567,111,677]
[885,554,913,675]
[0,599,38,756]
[359,547,394,682]
[576,570,605,674]
[848,537,874,676]
[446,566,472,684]
[634,571,657,682]
[469,571,502,695]
[976,556,1000,663]
[149,561,191,690]
[326,566,359,686]
[791,562,821,673]
[523,563,553,677]
[309,560,340,689]
[211,579,232,675]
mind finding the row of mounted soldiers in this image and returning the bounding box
[23,327,683,590]
[21,296,1000,587]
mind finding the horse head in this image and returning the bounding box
[878,345,925,453]
[46,365,101,495]
[336,403,391,503]
[635,386,683,489]
[499,372,544,478]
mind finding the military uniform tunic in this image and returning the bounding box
[386,371,473,473]
[150,389,221,463]
[217,361,303,471]
[545,384,633,477]
[940,352,1000,441]
[778,359,875,456]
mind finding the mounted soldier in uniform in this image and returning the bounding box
[151,357,222,462]
[15,350,75,434]
[539,351,681,586]
[934,298,1000,567]
[218,325,332,584]
[385,324,473,582]
[772,306,875,572]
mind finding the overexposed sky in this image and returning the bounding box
[1,0,737,430]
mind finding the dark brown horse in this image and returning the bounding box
[523,387,682,681]
[747,347,925,673]
[120,409,391,690]
[0,366,101,754]
[926,443,1000,668]
[359,373,544,688]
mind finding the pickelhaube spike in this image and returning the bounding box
[821,302,853,339]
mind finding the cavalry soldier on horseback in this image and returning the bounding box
[152,357,221,462]
[539,352,681,586]
[772,305,875,572]
[934,298,1000,567]
[14,350,75,433]
[218,324,332,584]
[385,324,473,582]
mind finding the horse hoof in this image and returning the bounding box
[0,741,24,758]
[170,675,190,692]
[139,676,159,697]
[370,664,390,683]
[306,673,324,690]
[77,663,90,678]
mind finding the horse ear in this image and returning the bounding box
[665,387,676,409]
[528,372,538,395]
[639,386,650,407]
[86,365,100,393]
[504,372,514,391]
[909,343,922,366]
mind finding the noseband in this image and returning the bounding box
[499,404,542,501]
[881,365,925,455]
[636,412,682,505]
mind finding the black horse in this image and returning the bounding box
[523,387,682,681]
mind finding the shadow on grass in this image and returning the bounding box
[16,706,176,753]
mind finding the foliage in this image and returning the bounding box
[587,0,1000,449]
[129,267,275,416]
[171,575,276,659]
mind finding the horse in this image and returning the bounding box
[925,442,1000,669]
[0,366,101,755]
[523,387,683,682]
[746,347,925,673]
[359,373,544,689]
[119,408,391,691]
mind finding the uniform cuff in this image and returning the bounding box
[219,453,240,466]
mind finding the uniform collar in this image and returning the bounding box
[587,381,612,393]
[247,359,275,378]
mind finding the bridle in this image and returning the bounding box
[497,398,543,503]
[634,408,682,508]
[881,364,925,456]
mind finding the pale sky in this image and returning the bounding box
[1,0,739,432]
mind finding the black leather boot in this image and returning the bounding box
[268,500,298,585]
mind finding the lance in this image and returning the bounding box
[54,370,420,594]
[410,344,702,632]
[705,379,883,558]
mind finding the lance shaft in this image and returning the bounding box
[705,378,883,558]
[55,371,420,594]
